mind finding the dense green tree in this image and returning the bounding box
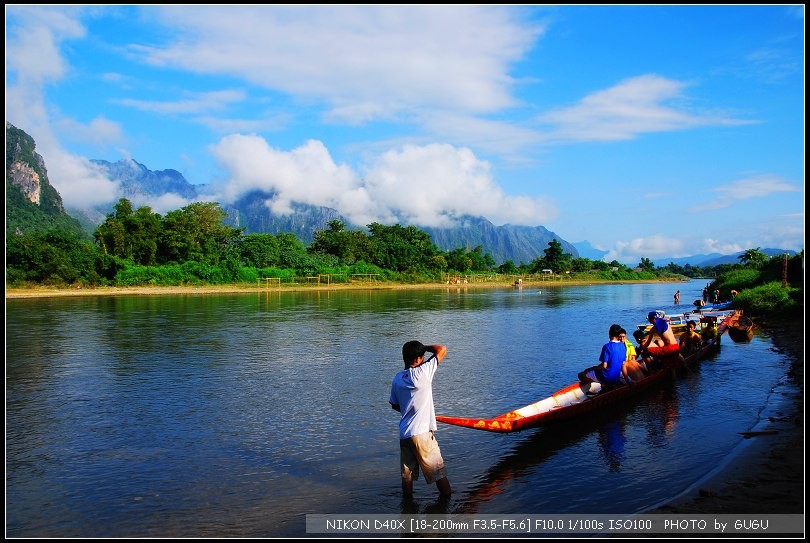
[446,247,473,272]
[467,245,496,271]
[233,233,281,268]
[309,219,373,264]
[159,202,242,264]
[738,247,769,268]
[570,257,593,273]
[528,239,572,273]
[544,239,568,272]
[6,229,104,285]
[589,260,611,272]
[430,254,448,274]
[638,257,655,272]
[276,232,311,269]
[94,199,161,265]
[366,223,439,272]
[498,260,518,274]
[129,205,162,265]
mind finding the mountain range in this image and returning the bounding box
[6,122,87,239]
[81,157,580,265]
[647,249,797,267]
[571,239,796,267]
[6,123,797,267]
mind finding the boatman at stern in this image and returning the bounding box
[639,311,681,370]
[389,341,452,499]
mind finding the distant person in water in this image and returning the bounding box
[579,324,626,391]
[389,341,451,499]
[674,290,680,305]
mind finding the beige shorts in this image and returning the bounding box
[400,431,448,485]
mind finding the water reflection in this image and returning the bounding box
[450,384,685,516]
[598,418,627,472]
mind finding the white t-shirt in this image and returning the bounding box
[389,354,438,439]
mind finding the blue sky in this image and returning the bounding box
[5,5,805,264]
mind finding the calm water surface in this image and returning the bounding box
[5,280,794,537]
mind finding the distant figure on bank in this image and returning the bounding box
[389,341,452,499]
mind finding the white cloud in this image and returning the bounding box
[5,6,85,84]
[713,174,799,199]
[144,192,194,215]
[205,136,556,228]
[55,116,126,148]
[206,135,364,214]
[112,89,246,115]
[689,174,800,212]
[699,238,745,256]
[363,143,556,227]
[606,234,687,265]
[135,6,543,121]
[47,152,121,208]
[6,7,122,209]
[537,75,755,143]
[420,111,546,165]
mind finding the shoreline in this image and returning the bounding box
[4,278,673,299]
[648,312,805,515]
[6,282,804,517]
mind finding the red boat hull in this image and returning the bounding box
[436,322,729,433]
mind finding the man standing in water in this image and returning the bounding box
[389,341,451,499]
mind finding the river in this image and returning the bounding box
[5,280,794,537]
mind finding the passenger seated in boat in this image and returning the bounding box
[631,329,651,372]
[639,311,680,370]
[679,321,702,356]
[700,319,718,343]
[578,324,626,392]
[619,327,646,383]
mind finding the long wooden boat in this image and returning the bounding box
[726,312,754,342]
[636,308,735,335]
[693,300,733,311]
[436,317,731,434]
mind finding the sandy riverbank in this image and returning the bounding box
[4,278,667,299]
[6,282,804,517]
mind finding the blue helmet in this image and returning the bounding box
[648,311,658,320]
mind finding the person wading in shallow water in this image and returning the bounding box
[389,341,452,499]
